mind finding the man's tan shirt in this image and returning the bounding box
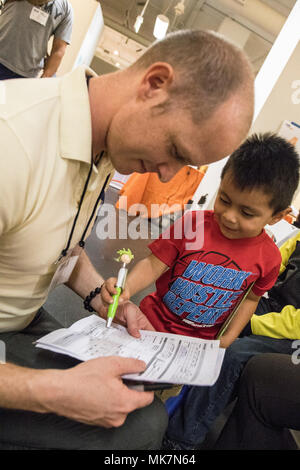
[0,66,113,331]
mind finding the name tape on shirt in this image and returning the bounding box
[30,6,49,26]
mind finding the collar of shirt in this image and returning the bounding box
[59,65,97,166]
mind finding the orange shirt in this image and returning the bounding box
[116,166,207,218]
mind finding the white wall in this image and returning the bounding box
[251,41,300,208]
[56,0,103,76]
[191,0,300,212]
[251,41,300,135]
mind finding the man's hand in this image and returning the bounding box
[41,38,67,78]
[34,357,154,428]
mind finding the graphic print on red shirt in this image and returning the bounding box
[140,211,281,339]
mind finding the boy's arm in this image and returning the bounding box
[219,290,260,348]
[126,254,168,297]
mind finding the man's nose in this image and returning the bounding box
[157,162,183,183]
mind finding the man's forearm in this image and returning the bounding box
[41,39,67,78]
[41,51,64,77]
[0,359,154,427]
[0,363,59,413]
[65,250,104,298]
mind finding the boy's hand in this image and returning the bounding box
[117,301,156,338]
[101,277,130,306]
[99,280,155,337]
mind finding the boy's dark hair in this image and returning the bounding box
[221,133,300,214]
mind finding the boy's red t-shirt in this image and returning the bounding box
[140,210,281,340]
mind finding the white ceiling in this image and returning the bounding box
[95,0,297,74]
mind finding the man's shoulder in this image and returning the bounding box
[56,0,73,15]
[0,76,60,119]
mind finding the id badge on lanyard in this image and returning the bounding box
[29,6,49,26]
[48,245,81,294]
[49,157,111,293]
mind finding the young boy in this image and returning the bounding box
[101,133,300,348]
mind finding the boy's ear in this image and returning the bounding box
[268,207,292,226]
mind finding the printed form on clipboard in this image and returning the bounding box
[35,315,225,387]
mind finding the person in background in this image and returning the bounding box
[214,353,300,450]
[0,0,73,79]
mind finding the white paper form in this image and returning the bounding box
[35,315,225,386]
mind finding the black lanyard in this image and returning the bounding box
[56,152,110,263]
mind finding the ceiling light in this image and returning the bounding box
[133,0,150,34]
[134,15,144,33]
[153,15,169,39]
[113,50,119,56]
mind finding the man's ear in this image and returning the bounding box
[268,207,292,226]
[138,62,174,101]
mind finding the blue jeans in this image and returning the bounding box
[0,62,25,80]
[164,297,294,449]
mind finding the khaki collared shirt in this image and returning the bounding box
[0,66,114,331]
